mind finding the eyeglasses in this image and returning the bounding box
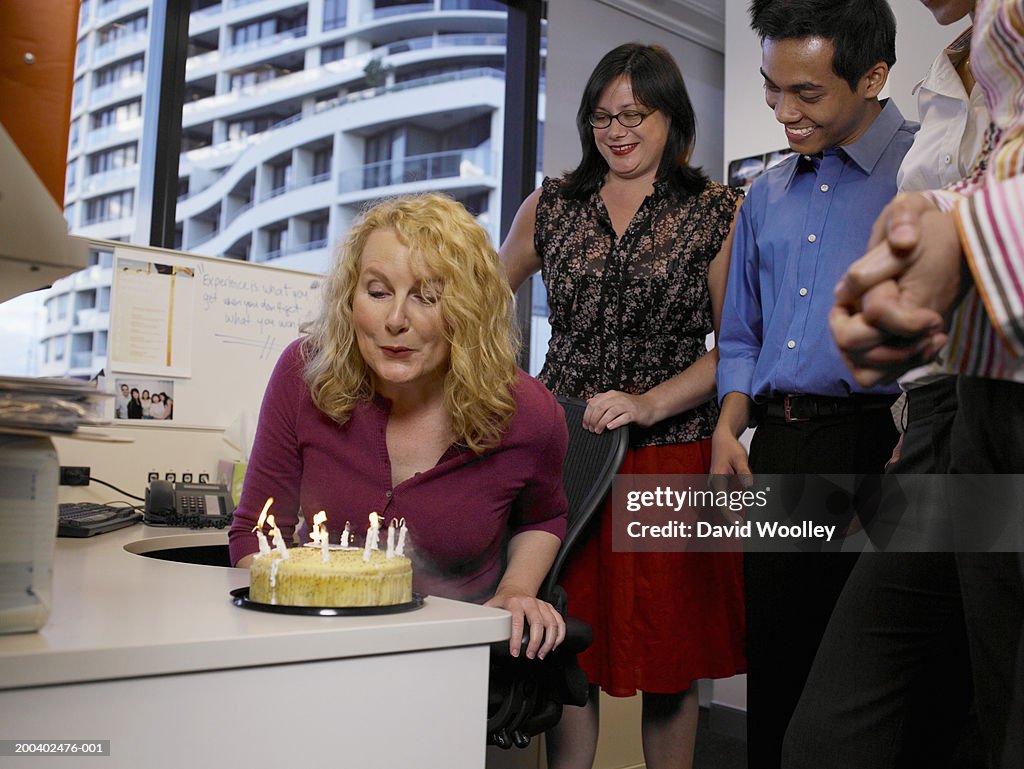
[587,109,655,129]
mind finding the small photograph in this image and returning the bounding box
[113,377,176,422]
[727,148,793,193]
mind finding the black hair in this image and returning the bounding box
[748,0,896,90]
[562,43,708,200]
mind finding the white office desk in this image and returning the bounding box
[0,525,510,768]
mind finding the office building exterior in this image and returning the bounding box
[41,0,533,379]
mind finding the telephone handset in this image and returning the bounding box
[144,480,235,528]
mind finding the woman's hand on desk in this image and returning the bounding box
[485,591,566,660]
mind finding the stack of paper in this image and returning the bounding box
[0,375,113,434]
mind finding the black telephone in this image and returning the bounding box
[144,480,235,528]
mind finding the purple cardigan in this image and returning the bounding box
[228,339,568,602]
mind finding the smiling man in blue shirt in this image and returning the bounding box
[712,1,918,767]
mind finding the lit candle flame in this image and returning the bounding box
[254,497,274,531]
[363,512,381,562]
[253,497,274,556]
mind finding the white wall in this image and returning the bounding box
[723,1,969,176]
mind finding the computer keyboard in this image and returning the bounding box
[58,502,143,538]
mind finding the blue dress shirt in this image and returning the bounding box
[718,99,919,403]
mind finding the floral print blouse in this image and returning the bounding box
[534,176,741,447]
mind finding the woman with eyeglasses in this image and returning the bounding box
[501,42,745,769]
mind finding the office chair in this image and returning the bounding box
[487,395,629,749]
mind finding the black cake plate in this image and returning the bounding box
[230,587,425,616]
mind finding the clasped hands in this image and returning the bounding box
[830,192,971,386]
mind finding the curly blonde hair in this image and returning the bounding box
[301,193,520,453]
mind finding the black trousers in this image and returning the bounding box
[949,376,1024,769]
[745,405,898,769]
[783,378,983,769]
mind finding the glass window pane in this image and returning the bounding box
[0,0,546,379]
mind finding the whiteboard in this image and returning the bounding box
[103,240,322,430]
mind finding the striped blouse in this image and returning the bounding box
[928,0,1024,382]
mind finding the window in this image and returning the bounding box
[2,0,542,378]
[94,56,144,88]
[441,0,506,9]
[313,148,332,180]
[228,65,287,91]
[97,13,147,46]
[271,162,292,193]
[266,225,288,259]
[323,0,347,30]
[85,190,134,224]
[88,143,138,175]
[67,160,78,192]
[309,217,328,244]
[226,116,275,141]
[321,42,345,63]
[91,99,142,129]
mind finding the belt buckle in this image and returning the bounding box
[783,395,809,423]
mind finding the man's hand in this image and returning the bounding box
[830,193,969,386]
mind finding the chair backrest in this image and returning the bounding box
[542,395,629,599]
[486,395,628,749]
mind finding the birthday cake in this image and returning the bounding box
[249,547,413,607]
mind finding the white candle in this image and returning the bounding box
[363,512,380,562]
[396,518,408,556]
[386,519,396,559]
[253,497,274,556]
[313,511,329,562]
[255,529,271,556]
[267,514,289,559]
[340,521,351,548]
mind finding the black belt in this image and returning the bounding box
[758,394,896,423]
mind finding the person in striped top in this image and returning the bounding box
[830,1,1024,765]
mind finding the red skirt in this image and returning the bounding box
[560,438,746,696]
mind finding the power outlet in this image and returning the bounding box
[60,466,91,486]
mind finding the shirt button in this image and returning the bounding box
[787,340,796,349]
[799,288,808,297]
[807,233,817,243]
[944,154,952,165]
[820,184,829,192]
[385,490,392,498]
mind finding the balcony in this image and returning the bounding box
[87,119,143,149]
[92,32,148,66]
[82,165,139,195]
[339,147,494,194]
[96,0,147,21]
[228,26,307,55]
[90,75,144,105]
[360,3,434,23]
